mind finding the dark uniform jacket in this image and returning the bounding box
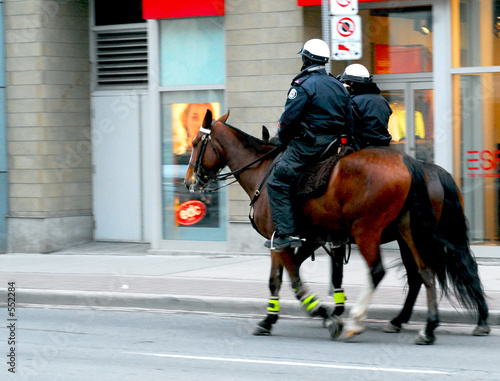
[267,65,353,236]
[350,82,392,148]
[278,65,353,157]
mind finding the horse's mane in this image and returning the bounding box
[222,122,277,153]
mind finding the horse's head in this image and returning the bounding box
[184,109,229,192]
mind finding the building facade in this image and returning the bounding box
[2,0,500,255]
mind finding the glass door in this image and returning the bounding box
[379,82,434,162]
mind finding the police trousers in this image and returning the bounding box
[267,140,325,236]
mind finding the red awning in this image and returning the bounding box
[143,0,224,19]
[298,0,386,5]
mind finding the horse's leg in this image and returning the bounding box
[345,238,385,339]
[414,267,439,345]
[330,244,346,317]
[398,216,440,345]
[253,251,284,335]
[384,236,423,333]
[280,247,343,339]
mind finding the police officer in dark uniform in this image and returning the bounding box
[339,64,392,149]
[264,39,353,250]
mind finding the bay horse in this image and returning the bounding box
[184,110,489,345]
[315,161,490,336]
[258,127,490,338]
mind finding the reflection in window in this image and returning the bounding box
[332,6,432,75]
[369,7,433,74]
[172,102,220,164]
[382,89,434,163]
[454,73,500,242]
[454,0,500,67]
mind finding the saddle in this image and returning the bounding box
[295,145,354,199]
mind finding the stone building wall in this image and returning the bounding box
[5,0,92,252]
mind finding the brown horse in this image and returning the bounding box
[313,161,490,337]
[184,110,489,345]
[257,127,490,338]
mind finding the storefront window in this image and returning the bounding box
[452,0,500,243]
[330,4,434,163]
[454,0,500,67]
[160,17,225,86]
[453,73,500,242]
[160,17,226,241]
[332,6,433,76]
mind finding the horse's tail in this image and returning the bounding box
[433,165,488,319]
[404,158,488,318]
[402,156,447,290]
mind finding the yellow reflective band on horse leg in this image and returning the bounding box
[302,294,316,306]
[267,298,280,313]
[301,294,321,312]
[307,299,320,312]
[334,290,346,305]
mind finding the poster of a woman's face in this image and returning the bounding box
[172,102,220,161]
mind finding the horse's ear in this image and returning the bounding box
[203,109,213,128]
[218,110,230,123]
[262,126,270,142]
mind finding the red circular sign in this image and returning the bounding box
[337,0,352,7]
[337,17,355,37]
[175,200,207,226]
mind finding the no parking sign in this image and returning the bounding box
[330,0,358,15]
[331,15,362,60]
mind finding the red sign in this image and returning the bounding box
[143,0,224,19]
[374,44,427,74]
[336,17,356,37]
[298,0,384,5]
[467,150,500,178]
[176,200,207,226]
[337,0,354,8]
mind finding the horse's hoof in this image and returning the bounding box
[325,316,344,340]
[473,325,490,336]
[344,328,364,340]
[383,322,401,333]
[253,324,272,336]
[414,330,435,345]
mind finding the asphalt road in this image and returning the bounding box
[1,307,499,380]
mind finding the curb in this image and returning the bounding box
[3,289,499,327]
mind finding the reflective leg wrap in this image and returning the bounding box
[267,297,280,315]
[333,288,346,316]
[333,288,346,305]
[301,293,322,317]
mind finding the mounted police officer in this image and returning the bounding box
[339,64,392,149]
[265,39,353,250]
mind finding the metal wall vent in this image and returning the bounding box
[95,28,148,87]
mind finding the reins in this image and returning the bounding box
[191,123,282,193]
[192,119,353,257]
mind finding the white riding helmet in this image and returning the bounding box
[340,64,373,83]
[298,39,330,64]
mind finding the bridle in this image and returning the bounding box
[189,122,282,193]
[190,125,223,190]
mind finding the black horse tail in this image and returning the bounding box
[434,165,488,320]
[402,156,447,291]
[405,158,488,319]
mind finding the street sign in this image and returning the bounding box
[330,0,358,15]
[331,15,362,60]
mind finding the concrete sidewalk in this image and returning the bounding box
[0,242,499,327]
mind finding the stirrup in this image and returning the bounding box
[264,231,277,249]
[264,232,304,250]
